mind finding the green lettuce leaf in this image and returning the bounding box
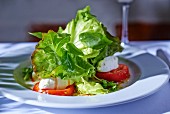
[30,6,123,95]
[31,30,69,77]
[51,50,95,80]
[76,78,108,95]
[29,32,42,39]
[63,6,123,65]
[31,30,95,80]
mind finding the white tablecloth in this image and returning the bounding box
[0,41,170,114]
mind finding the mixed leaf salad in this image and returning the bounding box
[23,6,130,96]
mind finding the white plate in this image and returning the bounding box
[0,47,169,108]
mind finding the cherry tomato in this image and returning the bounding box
[96,64,130,82]
[32,82,75,96]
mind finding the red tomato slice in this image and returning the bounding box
[33,82,40,92]
[32,82,75,96]
[96,64,130,82]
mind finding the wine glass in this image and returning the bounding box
[118,0,133,47]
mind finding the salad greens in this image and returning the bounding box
[22,67,33,81]
[76,78,108,95]
[27,6,123,95]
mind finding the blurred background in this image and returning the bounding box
[0,0,170,42]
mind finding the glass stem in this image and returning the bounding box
[121,3,130,44]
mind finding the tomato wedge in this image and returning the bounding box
[33,82,75,96]
[96,64,130,82]
[33,82,40,92]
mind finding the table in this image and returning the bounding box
[0,41,170,114]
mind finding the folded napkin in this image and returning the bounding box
[0,43,36,57]
[133,42,170,55]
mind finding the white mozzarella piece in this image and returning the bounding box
[39,78,55,90]
[39,77,74,90]
[56,77,73,90]
[97,55,119,72]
